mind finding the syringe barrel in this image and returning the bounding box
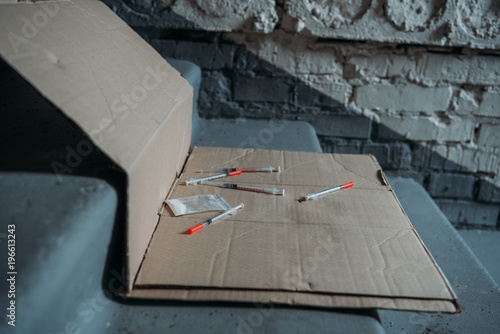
[199,166,280,173]
[201,181,285,195]
[186,170,241,185]
[239,166,280,173]
[311,185,342,198]
[199,168,237,173]
[208,203,244,225]
[306,182,353,200]
[188,203,244,234]
[235,184,284,195]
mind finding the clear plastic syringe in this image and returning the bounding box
[185,170,241,186]
[199,166,280,173]
[305,181,353,201]
[201,180,285,196]
[188,203,244,234]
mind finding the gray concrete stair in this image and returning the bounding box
[458,230,500,286]
[193,117,323,152]
[380,177,500,334]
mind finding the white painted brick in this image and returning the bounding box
[455,90,479,116]
[478,176,500,203]
[436,144,499,174]
[256,35,297,73]
[417,55,469,84]
[445,144,462,162]
[411,142,433,170]
[459,148,477,172]
[476,89,500,117]
[348,54,500,86]
[229,33,298,75]
[444,144,463,172]
[467,57,500,86]
[354,84,452,112]
[234,77,291,102]
[435,116,475,142]
[476,148,500,173]
[430,144,447,169]
[297,74,352,104]
[457,147,500,174]
[429,144,499,174]
[346,55,416,79]
[377,114,438,141]
[428,173,475,199]
[377,114,473,142]
[245,33,344,76]
[417,54,500,85]
[294,47,343,75]
[299,114,371,139]
[478,124,500,148]
[393,142,412,170]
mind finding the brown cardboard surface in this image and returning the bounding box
[0,0,193,290]
[135,147,459,312]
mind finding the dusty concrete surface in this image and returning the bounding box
[458,230,500,286]
[380,177,500,334]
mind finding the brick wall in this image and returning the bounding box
[104,0,500,229]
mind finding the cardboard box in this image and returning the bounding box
[0,0,459,313]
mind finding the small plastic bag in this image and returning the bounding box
[165,194,232,216]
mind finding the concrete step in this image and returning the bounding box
[165,57,324,154]
[380,177,500,334]
[0,173,118,333]
[458,230,500,286]
[192,118,323,152]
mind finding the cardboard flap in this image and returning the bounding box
[135,147,458,312]
[0,0,193,289]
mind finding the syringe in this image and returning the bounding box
[199,166,280,173]
[185,170,241,185]
[201,180,285,196]
[188,203,244,234]
[305,181,354,201]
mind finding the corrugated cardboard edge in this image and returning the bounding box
[125,94,192,291]
[380,176,459,304]
[128,288,460,314]
[130,151,191,288]
[0,0,193,292]
[369,154,459,312]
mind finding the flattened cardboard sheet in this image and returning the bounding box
[134,147,459,313]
